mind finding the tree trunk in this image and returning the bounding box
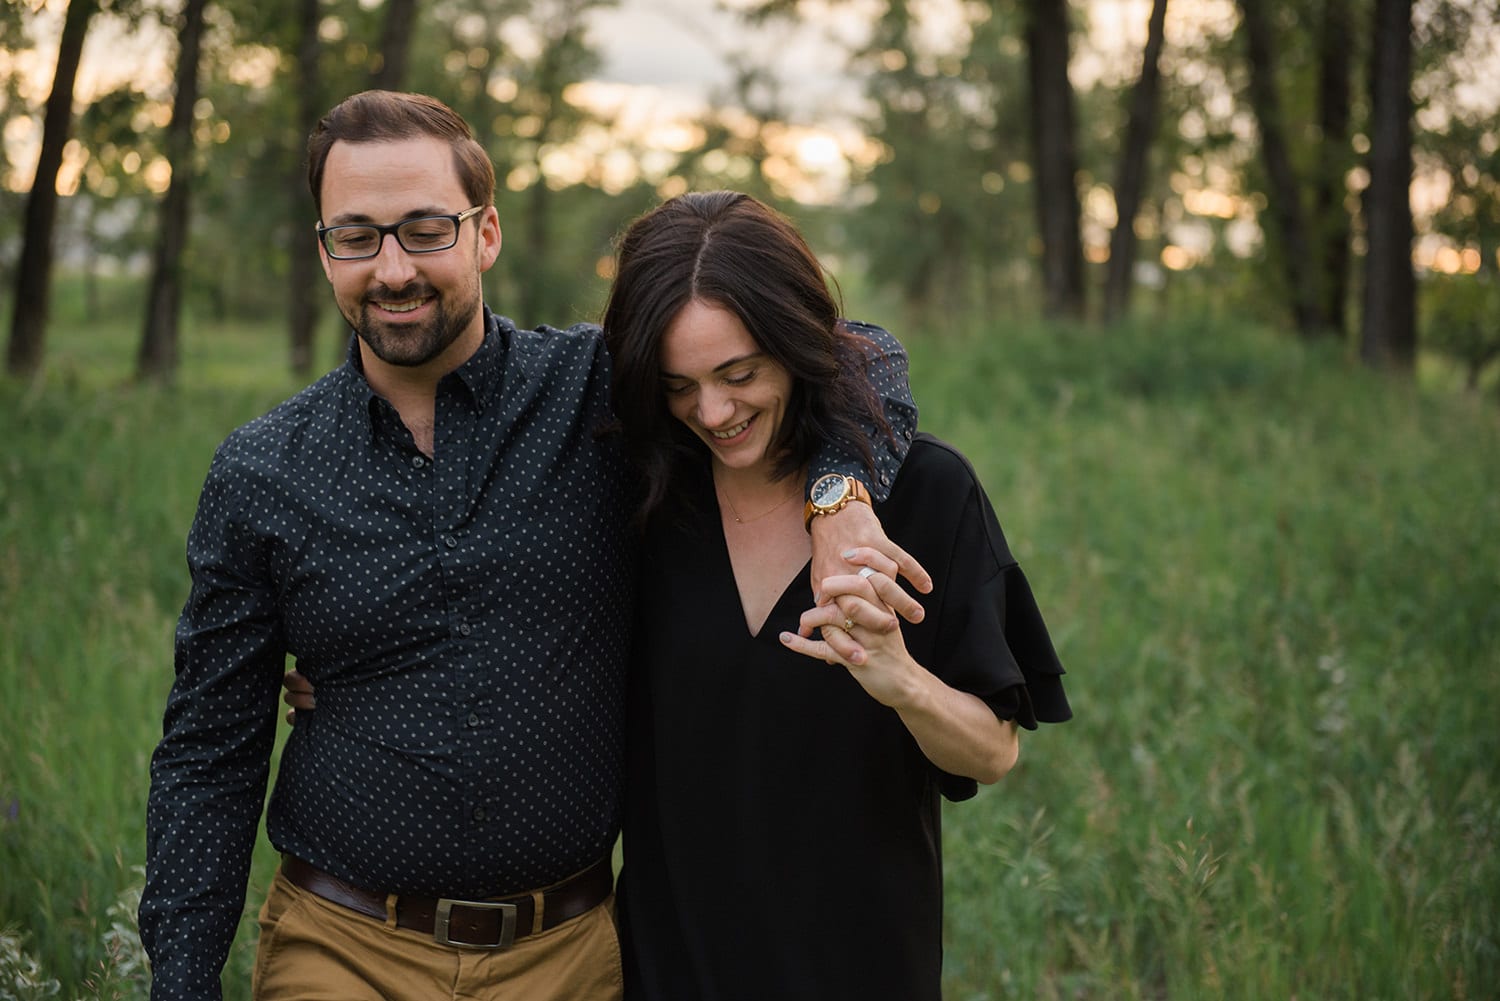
[1239,0,1327,337]
[137,0,209,382]
[288,0,322,376]
[371,0,419,91]
[1360,0,1416,372]
[1103,0,1169,326]
[1314,0,1353,338]
[1022,0,1086,319]
[5,0,98,378]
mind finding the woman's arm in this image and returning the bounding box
[781,568,1019,784]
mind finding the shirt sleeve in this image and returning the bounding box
[806,321,918,504]
[139,446,286,1000]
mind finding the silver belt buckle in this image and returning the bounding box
[433,898,518,950]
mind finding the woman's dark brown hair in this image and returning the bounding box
[603,190,885,521]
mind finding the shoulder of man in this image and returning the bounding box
[495,315,608,378]
[841,318,899,351]
[211,366,350,469]
[500,316,604,354]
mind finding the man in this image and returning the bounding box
[140,90,923,1000]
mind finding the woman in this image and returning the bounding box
[605,190,1071,1001]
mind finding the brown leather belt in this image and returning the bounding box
[280,854,613,950]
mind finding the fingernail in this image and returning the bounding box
[780,632,794,643]
[842,550,857,559]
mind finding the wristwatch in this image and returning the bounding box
[803,473,872,532]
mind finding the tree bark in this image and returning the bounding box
[5,0,99,378]
[371,0,418,91]
[1360,0,1416,372]
[1103,0,1169,326]
[1313,0,1353,338]
[288,0,322,376]
[137,0,209,382]
[1022,0,1086,319]
[1239,0,1327,337]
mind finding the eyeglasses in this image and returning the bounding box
[316,206,486,260]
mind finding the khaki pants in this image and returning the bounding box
[252,869,624,1000]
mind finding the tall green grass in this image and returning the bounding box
[920,316,1500,999]
[2,307,1496,998]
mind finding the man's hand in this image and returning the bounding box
[806,496,931,663]
[282,669,315,726]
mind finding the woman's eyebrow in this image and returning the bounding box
[659,352,765,379]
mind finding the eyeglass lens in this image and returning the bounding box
[323,216,460,259]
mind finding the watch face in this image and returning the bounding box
[811,475,847,507]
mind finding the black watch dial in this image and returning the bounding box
[811,475,848,508]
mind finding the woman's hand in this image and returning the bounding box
[783,567,920,701]
[805,505,929,665]
[781,568,1020,784]
[808,500,930,611]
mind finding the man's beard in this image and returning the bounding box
[346,279,480,368]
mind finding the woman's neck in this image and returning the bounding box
[712,462,804,525]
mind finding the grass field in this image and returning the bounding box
[2,297,1497,999]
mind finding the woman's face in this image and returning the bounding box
[658,298,793,477]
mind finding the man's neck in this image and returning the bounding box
[359,323,484,458]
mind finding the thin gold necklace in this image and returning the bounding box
[716,481,800,524]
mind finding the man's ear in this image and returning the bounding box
[479,206,502,271]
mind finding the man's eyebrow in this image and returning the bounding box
[324,207,451,226]
[659,352,765,380]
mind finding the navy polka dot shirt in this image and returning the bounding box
[140,309,915,998]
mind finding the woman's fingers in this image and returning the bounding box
[780,629,854,666]
[824,553,925,624]
[840,543,932,596]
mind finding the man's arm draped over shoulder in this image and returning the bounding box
[804,322,932,620]
[140,445,286,1000]
[806,321,917,504]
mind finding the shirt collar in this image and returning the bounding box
[339,307,510,428]
[445,307,508,412]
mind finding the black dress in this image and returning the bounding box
[619,434,1071,1001]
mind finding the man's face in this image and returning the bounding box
[317,136,501,376]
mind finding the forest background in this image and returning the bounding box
[1,0,1498,998]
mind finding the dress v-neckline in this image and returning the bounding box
[714,518,811,639]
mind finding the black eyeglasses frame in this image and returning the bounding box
[316,205,486,261]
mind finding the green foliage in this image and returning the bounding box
[4,309,1498,996]
[917,315,1500,998]
[1422,272,1500,390]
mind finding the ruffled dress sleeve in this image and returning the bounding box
[882,435,1071,801]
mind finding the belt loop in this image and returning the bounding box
[384,893,399,930]
[530,891,545,936]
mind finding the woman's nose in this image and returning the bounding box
[696,386,734,427]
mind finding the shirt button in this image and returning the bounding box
[473,806,486,821]
[457,622,472,637]
[412,455,426,468]
[880,473,891,486]
[467,713,480,727]
[444,535,458,549]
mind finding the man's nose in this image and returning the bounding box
[370,231,418,286]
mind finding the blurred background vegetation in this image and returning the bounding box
[2,0,1498,997]
[1,0,1498,383]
